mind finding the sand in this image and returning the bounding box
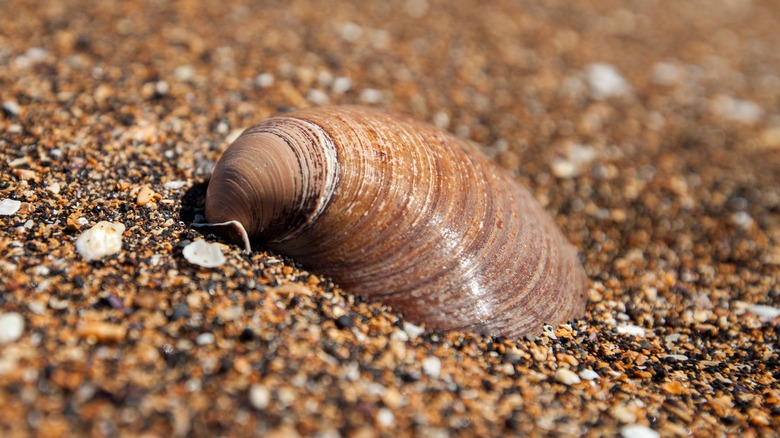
[1,0,779,436]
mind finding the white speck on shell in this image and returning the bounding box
[0,312,25,344]
[0,199,21,216]
[76,221,125,261]
[183,240,226,268]
[620,425,660,438]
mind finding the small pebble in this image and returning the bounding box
[136,185,158,206]
[255,72,274,88]
[335,315,355,329]
[422,356,441,378]
[183,240,226,268]
[554,368,581,385]
[403,322,424,339]
[76,322,126,342]
[306,89,329,105]
[331,76,352,94]
[377,408,395,427]
[616,324,646,337]
[585,63,631,100]
[2,100,21,116]
[75,221,125,261]
[579,369,600,381]
[0,199,21,216]
[249,384,271,410]
[620,425,660,438]
[0,312,25,344]
[359,88,383,104]
[747,304,780,320]
[164,180,187,190]
[196,332,215,346]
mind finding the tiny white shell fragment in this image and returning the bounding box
[586,63,632,100]
[183,239,226,268]
[422,356,441,377]
[249,384,271,409]
[617,324,646,337]
[579,369,600,381]
[76,221,125,261]
[555,368,581,385]
[620,425,660,438]
[0,312,25,344]
[164,180,188,190]
[403,321,424,339]
[747,304,780,320]
[0,199,21,216]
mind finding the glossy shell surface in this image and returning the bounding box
[206,106,587,337]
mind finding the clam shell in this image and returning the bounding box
[206,106,587,337]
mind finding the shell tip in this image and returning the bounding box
[192,220,252,253]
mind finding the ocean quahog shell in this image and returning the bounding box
[204,106,587,337]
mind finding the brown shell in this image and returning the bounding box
[205,106,587,337]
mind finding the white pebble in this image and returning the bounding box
[249,384,271,409]
[377,408,395,427]
[331,76,352,94]
[359,88,383,104]
[174,64,196,82]
[76,221,125,261]
[0,199,21,216]
[422,356,441,377]
[196,332,215,345]
[747,304,780,321]
[338,21,363,42]
[183,240,226,268]
[255,72,274,88]
[585,63,632,100]
[0,312,25,344]
[650,62,684,86]
[2,101,21,116]
[620,425,660,438]
[163,180,188,190]
[46,182,61,194]
[403,321,425,339]
[579,369,600,381]
[616,324,646,337]
[714,96,764,124]
[306,89,330,105]
[554,368,581,385]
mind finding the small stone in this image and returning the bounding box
[331,76,352,94]
[76,221,125,261]
[249,384,271,409]
[306,89,329,105]
[136,185,159,206]
[0,199,21,216]
[747,304,780,320]
[76,322,126,342]
[620,425,660,438]
[422,356,441,378]
[554,368,581,385]
[359,88,383,104]
[2,100,21,116]
[174,64,195,82]
[163,180,187,190]
[46,182,61,194]
[195,332,215,345]
[335,315,355,329]
[579,369,600,381]
[0,312,25,344]
[661,381,685,395]
[377,408,395,427]
[403,321,424,339]
[585,63,631,100]
[170,303,190,321]
[663,354,688,362]
[255,72,274,88]
[616,324,646,337]
[183,240,226,268]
